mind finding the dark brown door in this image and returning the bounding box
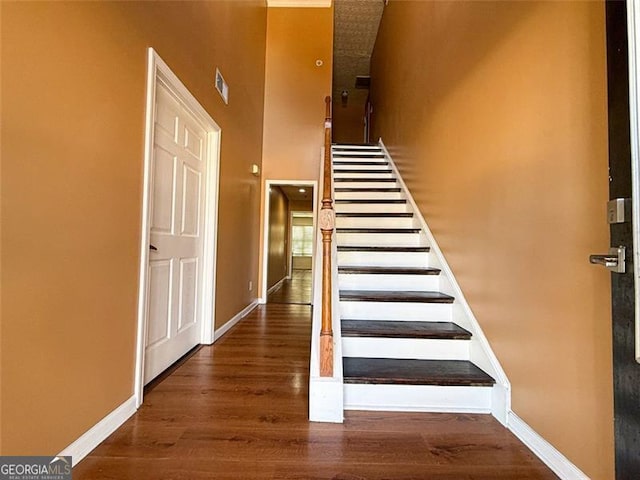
[605,1,640,476]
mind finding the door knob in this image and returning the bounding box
[589,246,625,273]
[150,244,158,251]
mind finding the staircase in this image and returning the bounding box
[332,143,497,413]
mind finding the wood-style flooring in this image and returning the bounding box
[73,274,558,479]
[267,270,312,305]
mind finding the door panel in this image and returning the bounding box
[144,82,208,384]
[605,1,640,476]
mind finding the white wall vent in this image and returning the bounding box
[215,68,229,105]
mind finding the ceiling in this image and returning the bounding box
[278,185,314,204]
[332,0,384,108]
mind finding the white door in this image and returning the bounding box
[144,81,207,384]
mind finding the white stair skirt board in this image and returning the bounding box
[59,396,137,466]
[342,337,470,360]
[334,203,410,213]
[344,384,493,413]
[337,232,426,247]
[338,250,432,268]
[309,376,344,423]
[336,217,416,229]
[214,300,259,340]
[340,301,453,322]
[508,412,590,480]
[338,273,440,291]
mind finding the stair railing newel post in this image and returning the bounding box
[320,96,334,377]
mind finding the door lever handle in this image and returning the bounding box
[149,244,158,251]
[589,246,625,273]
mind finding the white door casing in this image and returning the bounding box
[135,49,221,405]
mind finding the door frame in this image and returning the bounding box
[134,48,221,407]
[260,180,318,303]
[627,0,640,362]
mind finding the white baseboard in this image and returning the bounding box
[508,411,589,480]
[59,395,136,466]
[214,300,259,341]
[267,276,287,295]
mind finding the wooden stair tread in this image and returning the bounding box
[337,228,420,233]
[338,266,440,275]
[335,199,407,204]
[334,168,392,173]
[333,161,389,166]
[335,178,397,183]
[335,187,402,192]
[337,245,430,252]
[340,290,454,303]
[341,320,471,339]
[343,358,495,386]
[336,212,413,218]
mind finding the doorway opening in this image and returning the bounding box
[262,182,316,305]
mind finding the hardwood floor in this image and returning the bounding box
[267,270,312,305]
[74,301,558,479]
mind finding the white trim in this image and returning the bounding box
[267,276,287,295]
[627,0,640,363]
[135,48,221,407]
[266,0,331,7]
[508,412,590,480]
[59,396,136,466]
[261,180,318,303]
[213,300,259,341]
[378,138,511,424]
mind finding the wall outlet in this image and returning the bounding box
[248,281,253,291]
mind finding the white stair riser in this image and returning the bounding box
[337,232,425,246]
[335,181,398,189]
[339,301,452,321]
[334,164,388,171]
[338,273,440,291]
[336,216,416,229]
[343,384,493,413]
[342,337,470,360]
[337,251,431,267]
[332,151,383,156]
[334,172,395,179]
[334,203,410,213]
[332,157,386,162]
[334,191,404,200]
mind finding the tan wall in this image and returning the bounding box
[267,187,289,289]
[259,7,333,296]
[333,101,365,144]
[371,2,613,478]
[262,7,334,181]
[1,1,266,455]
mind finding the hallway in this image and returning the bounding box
[73,299,557,479]
[268,270,312,305]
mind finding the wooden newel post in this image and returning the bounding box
[320,95,334,377]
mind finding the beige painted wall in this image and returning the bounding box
[1,1,266,455]
[262,7,334,181]
[259,7,333,297]
[371,1,613,478]
[267,187,289,289]
[333,102,365,144]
